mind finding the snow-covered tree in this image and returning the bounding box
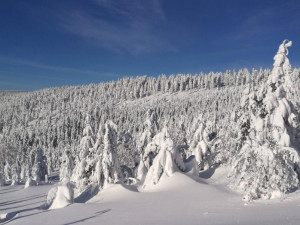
[10,164,19,185]
[0,171,5,186]
[84,123,105,186]
[142,126,186,187]
[136,109,159,180]
[32,148,48,183]
[188,118,221,170]
[4,161,11,182]
[229,40,300,200]
[96,120,122,188]
[71,114,95,190]
[60,146,75,182]
[10,156,22,185]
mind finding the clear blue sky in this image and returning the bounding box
[0,0,300,91]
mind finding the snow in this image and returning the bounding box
[24,178,36,189]
[48,182,74,210]
[0,40,300,224]
[2,169,300,224]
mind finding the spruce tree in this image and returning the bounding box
[229,40,300,200]
[97,120,122,188]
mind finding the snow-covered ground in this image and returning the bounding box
[2,168,300,225]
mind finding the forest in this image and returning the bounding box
[0,41,300,200]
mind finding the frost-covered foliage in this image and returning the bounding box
[4,161,11,182]
[0,42,299,199]
[0,69,263,176]
[98,120,123,188]
[137,109,159,155]
[188,117,222,170]
[136,109,159,181]
[71,114,95,190]
[46,181,74,210]
[229,40,300,200]
[0,172,4,186]
[59,146,75,182]
[142,126,185,187]
[32,148,48,183]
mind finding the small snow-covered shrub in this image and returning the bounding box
[45,182,74,210]
[142,126,186,187]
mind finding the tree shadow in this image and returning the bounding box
[199,167,217,179]
[120,183,139,192]
[0,205,48,224]
[63,209,112,225]
[0,189,22,195]
[0,200,45,211]
[74,185,100,203]
[0,186,23,195]
[0,194,46,207]
[0,211,19,224]
[12,207,51,221]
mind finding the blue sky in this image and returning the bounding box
[0,0,300,90]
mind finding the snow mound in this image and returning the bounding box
[141,171,204,192]
[46,182,74,210]
[88,184,138,204]
[200,166,230,180]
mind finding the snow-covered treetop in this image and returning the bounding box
[269,39,292,86]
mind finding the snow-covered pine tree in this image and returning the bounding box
[96,120,122,188]
[85,123,105,186]
[0,169,5,186]
[118,131,136,175]
[188,117,221,170]
[32,148,48,183]
[228,40,300,200]
[10,161,20,185]
[142,126,185,187]
[71,113,95,191]
[136,109,159,181]
[60,146,75,182]
[4,161,11,182]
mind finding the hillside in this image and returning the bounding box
[0,65,300,181]
[1,40,300,224]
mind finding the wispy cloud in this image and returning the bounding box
[0,55,101,76]
[56,0,173,55]
[226,3,300,42]
[0,80,38,90]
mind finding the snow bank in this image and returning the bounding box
[88,183,138,203]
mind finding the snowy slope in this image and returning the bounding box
[2,169,300,225]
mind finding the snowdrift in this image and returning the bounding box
[88,184,139,204]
